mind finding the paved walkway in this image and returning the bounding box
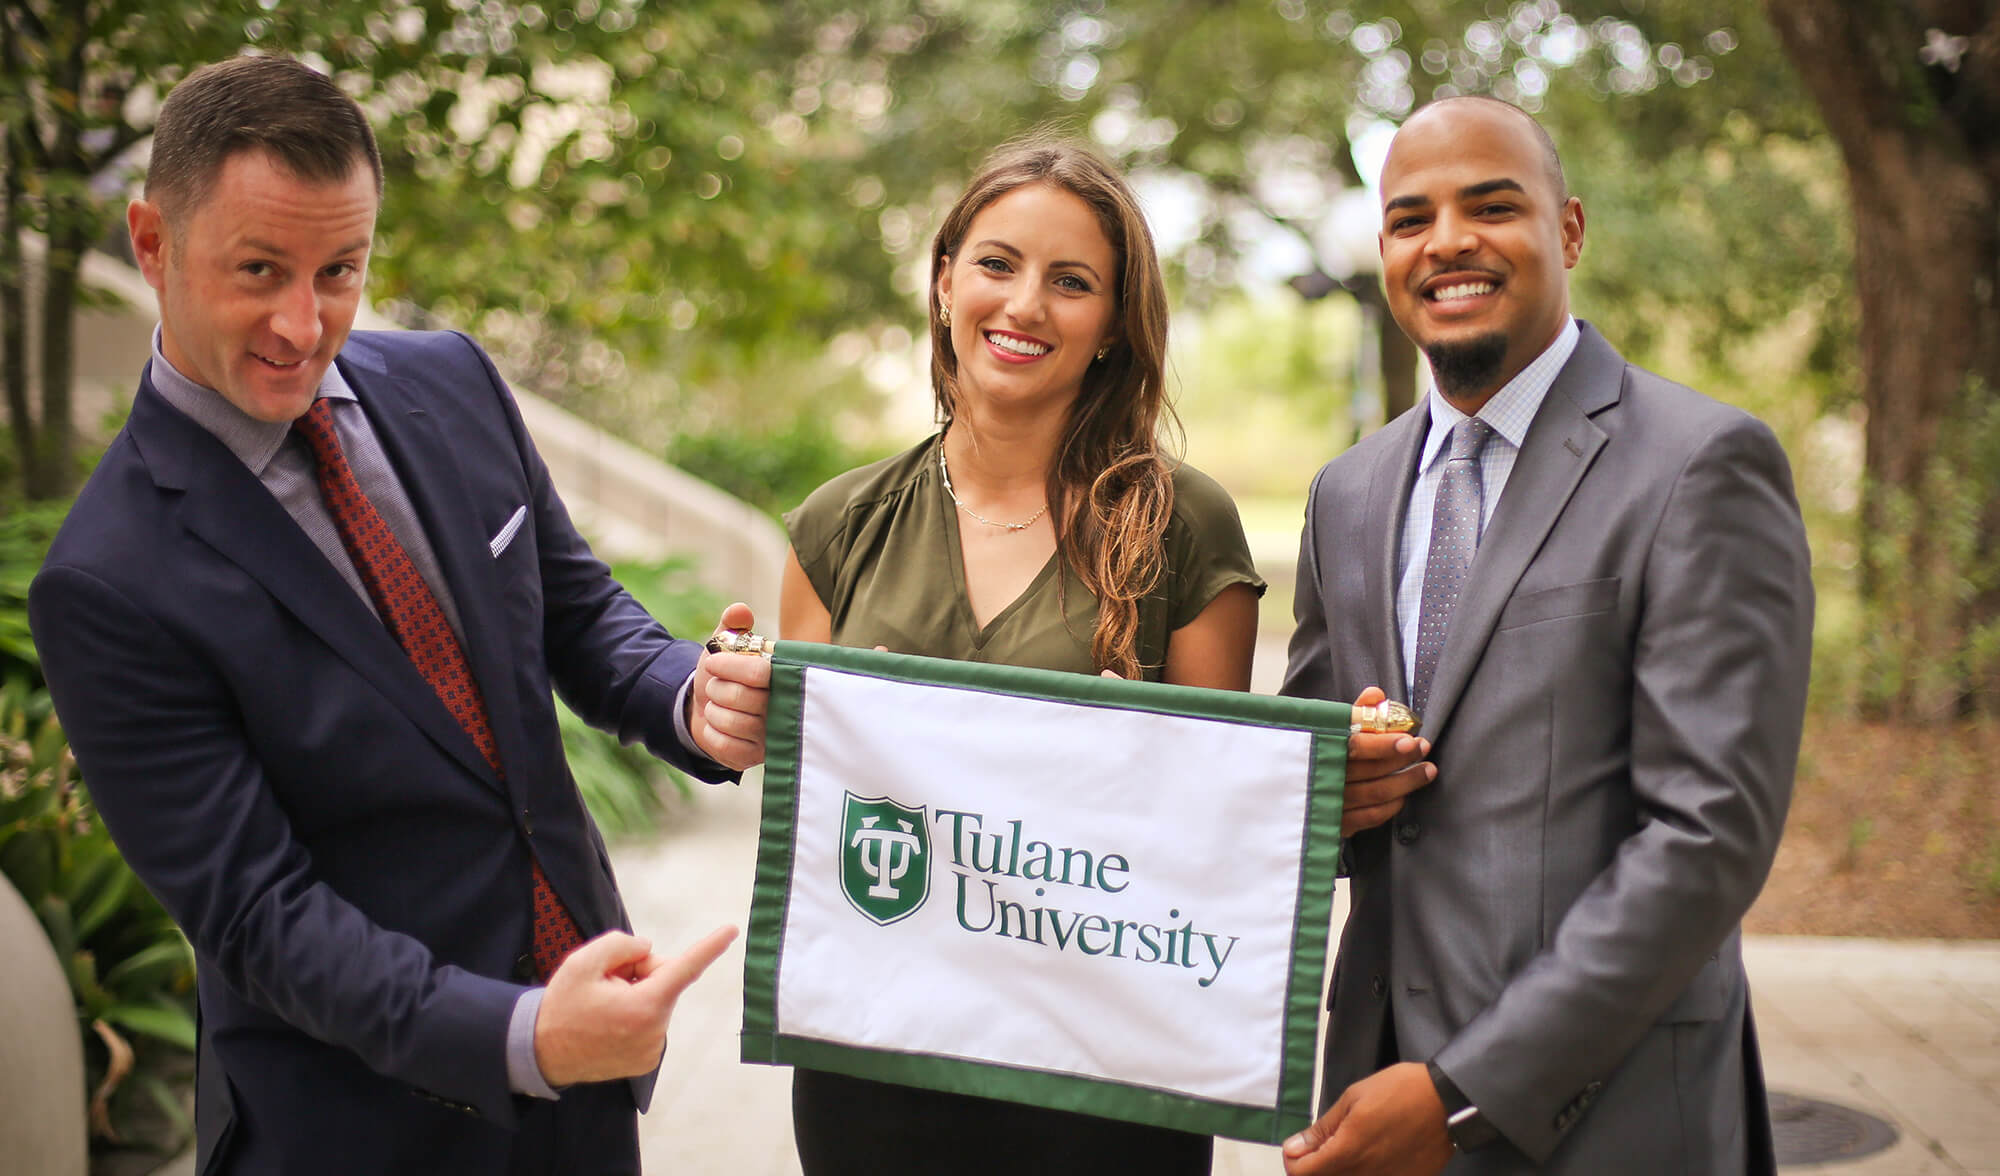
[623,774,2000,1175]
[146,768,1998,1176]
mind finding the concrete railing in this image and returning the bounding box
[513,393,785,623]
[0,875,88,1175]
[13,239,785,623]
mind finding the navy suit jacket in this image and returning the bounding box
[30,330,728,1174]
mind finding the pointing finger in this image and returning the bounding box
[636,925,739,1006]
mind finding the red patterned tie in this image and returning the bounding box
[294,399,585,982]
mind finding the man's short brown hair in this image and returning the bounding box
[145,55,382,224]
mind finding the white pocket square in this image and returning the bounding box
[489,505,528,558]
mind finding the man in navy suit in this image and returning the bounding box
[29,56,773,1174]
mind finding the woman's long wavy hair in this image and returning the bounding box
[928,136,1178,679]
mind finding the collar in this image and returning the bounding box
[1417,316,1579,470]
[148,326,358,476]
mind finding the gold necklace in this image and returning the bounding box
[938,443,1048,533]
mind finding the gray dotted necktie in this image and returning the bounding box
[1411,418,1496,716]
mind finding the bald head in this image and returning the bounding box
[1398,96,1567,203]
[1375,94,1585,409]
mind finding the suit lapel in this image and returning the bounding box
[1419,326,1622,741]
[347,359,536,795]
[1366,409,1428,705]
[131,380,500,789]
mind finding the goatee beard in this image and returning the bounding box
[1424,333,1508,401]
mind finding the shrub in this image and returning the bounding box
[666,417,888,520]
[561,554,730,837]
[1,503,196,1161]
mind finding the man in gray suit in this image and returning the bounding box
[1278,97,1812,1174]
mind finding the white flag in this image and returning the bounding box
[741,643,1351,1143]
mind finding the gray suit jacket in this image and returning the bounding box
[1282,323,1811,1173]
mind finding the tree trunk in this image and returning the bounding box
[2,130,33,494]
[1763,0,2000,718]
[25,4,89,504]
[1,8,37,497]
[1375,286,1417,421]
[30,215,82,501]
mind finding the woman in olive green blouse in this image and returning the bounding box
[779,137,1263,1174]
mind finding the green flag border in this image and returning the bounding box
[741,641,1349,1144]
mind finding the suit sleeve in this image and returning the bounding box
[1434,415,1813,1161]
[29,566,529,1124]
[1280,472,1337,703]
[457,333,735,784]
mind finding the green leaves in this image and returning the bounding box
[100,999,197,1052]
[0,501,64,667]
[5,0,1857,470]
[0,494,194,1155]
[558,556,727,837]
[558,697,674,838]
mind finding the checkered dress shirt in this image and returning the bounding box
[1396,317,1580,689]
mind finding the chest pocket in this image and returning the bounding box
[1495,577,1619,631]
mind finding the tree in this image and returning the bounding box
[0,1,930,498]
[0,2,178,500]
[10,1,1984,715]
[806,2,1849,427]
[1,0,1850,488]
[1760,1,1999,717]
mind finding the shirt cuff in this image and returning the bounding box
[507,988,561,1100]
[672,674,701,755]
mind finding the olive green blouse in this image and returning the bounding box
[784,435,1264,680]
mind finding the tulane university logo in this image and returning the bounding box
[840,792,930,925]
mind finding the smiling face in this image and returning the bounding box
[129,148,378,424]
[1377,99,1584,410]
[937,182,1119,422]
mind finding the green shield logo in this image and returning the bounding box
[840,793,930,925]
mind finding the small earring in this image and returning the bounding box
[939,300,952,328]
[1094,344,1111,362]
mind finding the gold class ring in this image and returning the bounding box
[704,629,777,657]
[1350,700,1421,735]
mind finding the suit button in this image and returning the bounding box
[1371,973,1387,998]
[1395,821,1419,845]
[513,953,536,981]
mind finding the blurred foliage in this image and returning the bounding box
[1850,382,2000,717]
[0,494,64,669]
[561,555,729,837]
[1561,115,1853,393]
[7,0,1991,712]
[558,695,671,837]
[1760,1,1998,718]
[1172,292,1367,498]
[3,0,1854,447]
[0,501,197,1161]
[668,416,895,521]
[606,555,728,667]
[1977,837,2000,899]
